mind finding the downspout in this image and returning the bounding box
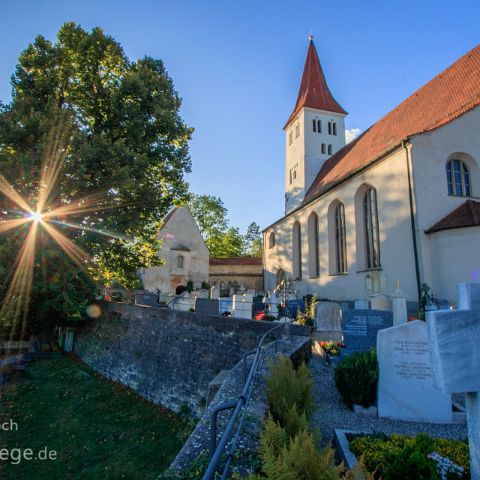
[403,140,422,304]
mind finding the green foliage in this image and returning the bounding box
[0,357,192,479]
[244,222,263,257]
[189,194,262,257]
[382,434,437,480]
[296,295,317,327]
[334,350,378,408]
[349,433,470,478]
[250,416,343,480]
[0,22,193,332]
[266,355,314,435]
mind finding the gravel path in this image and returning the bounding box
[309,353,468,447]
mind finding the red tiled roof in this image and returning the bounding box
[425,200,480,234]
[209,257,263,266]
[285,40,347,127]
[302,44,480,206]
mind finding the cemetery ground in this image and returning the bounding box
[0,355,193,480]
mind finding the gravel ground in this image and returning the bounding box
[309,353,468,447]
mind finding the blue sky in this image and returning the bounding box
[0,1,479,233]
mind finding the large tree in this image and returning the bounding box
[0,23,192,334]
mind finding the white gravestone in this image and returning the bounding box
[210,285,220,300]
[377,320,452,423]
[232,294,253,319]
[370,294,391,311]
[314,301,342,332]
[268,291,279,316]
[392,284,408,326]
[427,282,480,480]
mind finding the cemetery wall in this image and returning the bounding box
[73,302,311,416]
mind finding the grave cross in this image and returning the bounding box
[427,282,480,480]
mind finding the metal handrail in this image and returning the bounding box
[202,319,294,480]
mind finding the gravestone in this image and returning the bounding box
[219,297,233,315]
[392,284,408,326]
[175,292,194,311]
[232,294,253,319]
[427,282,480,479]
[342,310,392,353]
[210,285,220,300]
[314,301,342,332]
[354,298,369,310]
[135,292,158,307]
[268,291,279,316]
[370,294,391,311]
[377,320,452,423]
[195,298,220,316]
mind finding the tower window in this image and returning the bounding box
[289,169,292,184]
[328,122,332,135]
[295,124,300,138]
[293,170,297,180]
[328,144,332,155]
[317,120,322,133]
[289,131,293,145]
[321,143,326,154]
[312,119,316,132]
[333,123,337,136]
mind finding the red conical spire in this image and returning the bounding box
[285,39,346,128]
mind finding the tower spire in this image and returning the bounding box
[285,39,346,128]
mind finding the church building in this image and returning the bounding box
[263,39,480,307]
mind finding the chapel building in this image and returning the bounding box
[263,39,480,307]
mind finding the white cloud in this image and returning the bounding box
[345,128,361,144]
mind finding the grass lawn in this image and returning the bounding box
[0,356,193,479]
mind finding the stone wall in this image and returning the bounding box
[74,302,311,416]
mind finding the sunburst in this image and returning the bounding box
[0,121,124,342]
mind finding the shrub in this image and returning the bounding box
[266,355,314,433]
[248,416,343,480]
[334,350,378,408]
[350,433,470,479]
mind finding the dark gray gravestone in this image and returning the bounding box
[342,309,393,354]
[135,293,158,307]
[195,298,220,316]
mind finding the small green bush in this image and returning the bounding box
[334,350,378,408]
[350,433,470,478]
[266,354,314,434]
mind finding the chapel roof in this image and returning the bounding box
[425,200,480,234]
[285,39,347,128]
[302,43,480,207]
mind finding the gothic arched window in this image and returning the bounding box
[328,144,332,155]
[335,203,347,273]
[312,119,316,132]
[328,122,332,135]
[292,221,302,280]
[446,159,471,197]
[321,143,326,154]
[332,123,337,136]
[308,212,320,278]
[363,187,381,269]
[268,232,276,249]
[317,120,322,133]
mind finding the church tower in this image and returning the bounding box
[284,37,347,214]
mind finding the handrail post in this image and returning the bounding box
[208,400,238,459]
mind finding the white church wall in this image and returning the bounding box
[410,106,480,303]
[265,148,419,302]
[428,227,480,304]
